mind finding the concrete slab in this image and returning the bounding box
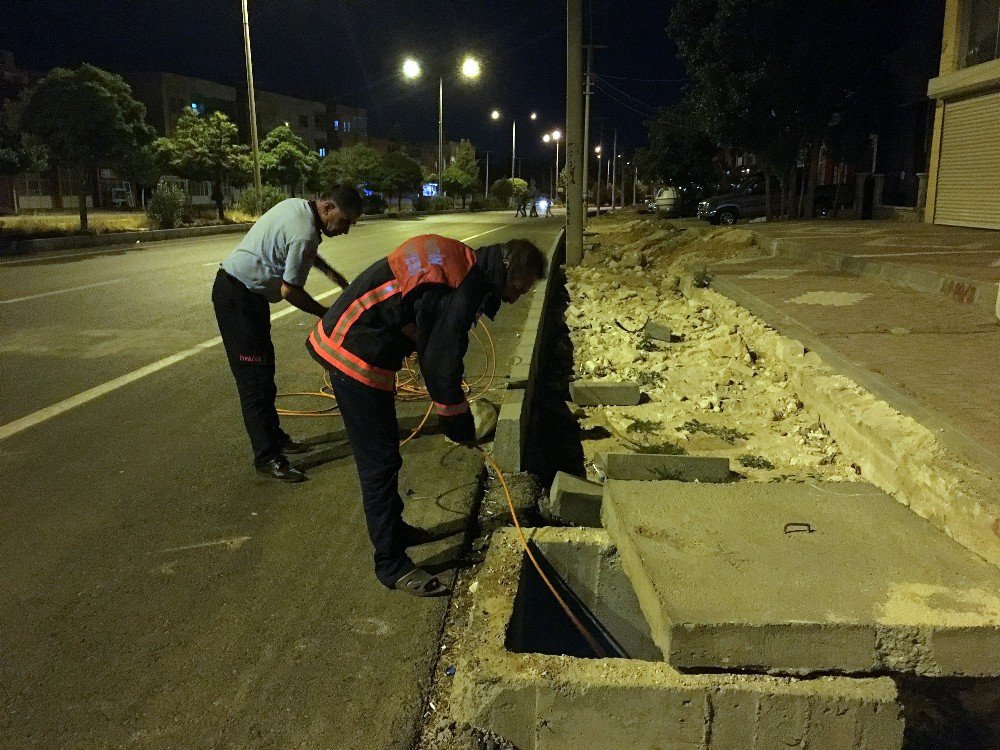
[596,452,731,482]
[569,380,641,406]
[451,527,902,750]
[544,471,603,527]
[643,320,672,342]
[602,480,1000,676]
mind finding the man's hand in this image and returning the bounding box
[280,282,328,318]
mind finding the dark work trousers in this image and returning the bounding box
[329,367,413,588]
[212,269,290,466]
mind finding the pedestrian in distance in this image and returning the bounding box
[514,194,528,217]
[212,185,363,483]
[306,234,545,596]
[529,195,539,217]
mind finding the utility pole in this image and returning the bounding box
[438,77,444,195]
[633,162,638,206]
[484,151,490,199]
[610,129,617,211]
[241,0,261,191]
[582,44,606,221]
[565,0,584,265]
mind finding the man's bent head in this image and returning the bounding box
[316,184,363,237]
[501,239,545,303]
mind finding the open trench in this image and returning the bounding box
[518,214,1000,750]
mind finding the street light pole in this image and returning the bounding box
[438,76,444,194]
[610,128,617,211]
[511,120,516,180]
[484,151,490,199]
[566,0,584,265]
[241,0,261,191]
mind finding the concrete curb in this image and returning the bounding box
[0,222,254,256]
[0,208,494,257]
[766,236,1000,320]
[492,227,566,472]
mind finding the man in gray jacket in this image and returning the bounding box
[212,185,363,482]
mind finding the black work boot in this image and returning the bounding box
[255,456,306,483]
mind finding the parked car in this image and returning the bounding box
[652,186,680,217]
[698,175,854,224]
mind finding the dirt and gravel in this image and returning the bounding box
[569,214,861,484]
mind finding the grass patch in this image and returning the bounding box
[738,454,775,470]
[626,418,661,435]
[681,419,749,444]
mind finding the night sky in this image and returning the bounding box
[3,1,686,169]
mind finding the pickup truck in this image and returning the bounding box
[697,176,854,225]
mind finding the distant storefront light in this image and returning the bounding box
[423,183,439,197]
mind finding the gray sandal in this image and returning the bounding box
[394,567,450,597]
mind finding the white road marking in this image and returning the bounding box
[0,278,124,304]
[161,536,251,553]
[0,226,515,441]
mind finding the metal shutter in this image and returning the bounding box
[935,90,1000,229]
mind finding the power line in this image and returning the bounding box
[593,80,658,119]
[600,74,688,83]
[595,75,660,113]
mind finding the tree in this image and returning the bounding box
[317,143,382,192]
[0,106,47,213]
[441,139,479,207]
[259,123,318,196]
[18,64,153,229]
[490,178,513,204]
[155,109,248,220]
[635,95,721,194]
[377,150,423,210]
[669,0,904,218]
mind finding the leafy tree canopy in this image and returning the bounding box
[259,123,318,195]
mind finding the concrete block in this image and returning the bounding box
[493,389,526,473]
[547,471,603,527]
[596,452,731,482]
[451,527,902,750]
[569,380,641,406]
[643,320,672,342]
[602,480,1000,676]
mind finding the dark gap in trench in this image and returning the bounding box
[505,542,627,659]
[524,265,586,488]
[896,675,1000,750]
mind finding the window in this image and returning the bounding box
[319,147,327,157]
[20,172,51,196]
[962,0,1000,68]
[333,119,340,130]
[299,114,309,128]
[344,121,351,133]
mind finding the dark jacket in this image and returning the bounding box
[306,234,506,442]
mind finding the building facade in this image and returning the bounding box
[925,0,1000,228]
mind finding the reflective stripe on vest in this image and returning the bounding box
[311,280,400,391]
[434,400,470,417]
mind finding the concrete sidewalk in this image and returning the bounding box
[747,220,1000,316]
[708,222,1000,473]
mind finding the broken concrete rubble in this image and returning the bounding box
[569,380,641,406]
[543,471,603,527]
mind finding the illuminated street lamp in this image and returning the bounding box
[595,145,603,215]
[543,129,563,200]
[402,54,481,194]
[491,109,541,180]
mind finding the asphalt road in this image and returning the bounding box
[0,211,562,749]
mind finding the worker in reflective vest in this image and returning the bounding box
[307,234,545,596]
